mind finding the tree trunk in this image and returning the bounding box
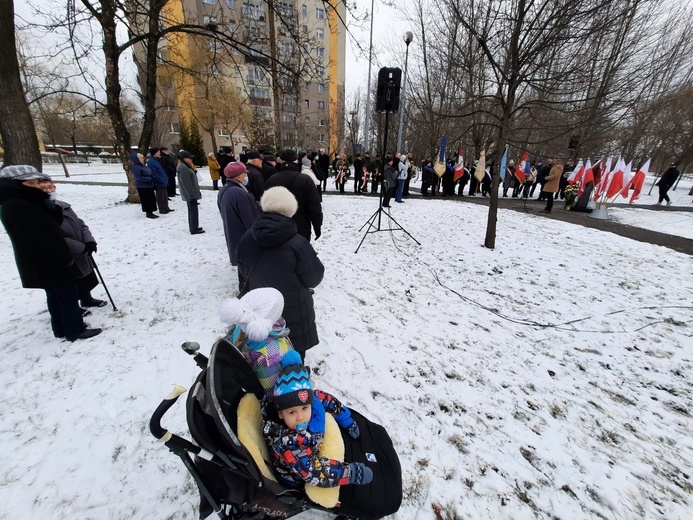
[0,0,41,170]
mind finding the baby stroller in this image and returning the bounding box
[150,338,402,519]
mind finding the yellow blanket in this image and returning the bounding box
[237,394,345,508]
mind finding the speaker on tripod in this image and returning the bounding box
[376,68,402,113]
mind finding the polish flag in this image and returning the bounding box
[619,161,633,198]
[567,160,583,184]
[628,159,650,204]
[605,158,625,198]
[453,147,465,182]
[578,159,593,196]
[594,156,612,199]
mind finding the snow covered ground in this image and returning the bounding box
[0,165,691,520]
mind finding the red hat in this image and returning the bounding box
[224,161,247,178]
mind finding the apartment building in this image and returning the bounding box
[147,0,345,155]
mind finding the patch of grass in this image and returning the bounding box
[448,434,469,454]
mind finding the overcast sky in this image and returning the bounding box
[344,0,417,101]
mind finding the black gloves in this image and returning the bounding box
[84,242,98,254]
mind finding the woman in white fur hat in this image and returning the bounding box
[236,187,324,360]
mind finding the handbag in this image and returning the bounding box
[238,250,266,297]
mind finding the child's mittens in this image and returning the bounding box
[335,407,359,438]
[346,421,360,439]
[308,398,326,435]
[347,462,373,485]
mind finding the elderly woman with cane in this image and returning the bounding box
[39,179,107,312]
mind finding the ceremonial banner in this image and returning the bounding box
[433,135,447,177]
[474,149,486,182]
[628,159,650,203]
[499,145,508,181]
[514,151,528,183]
[453,146,465,182]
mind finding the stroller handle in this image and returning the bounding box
[150,385,187,440]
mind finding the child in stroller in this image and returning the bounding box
[262,350,373,489]
[150,289,402,519]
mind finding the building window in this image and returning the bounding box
[318,118,326,126]
[317,101,325,109]
[281,42,294,54]
[316,28,324,38]
[282,114,294,123]
[301,4,307,16]
[304,116,310,125]
[170,123,180,133]
[304,99,310,108]
[249,88,269,99]
[317,66,325,76]
[228,21,237,32]
[317,83,326,93]
[163,98,176,111]
[203,16,218,25]
[242,3,261,19]
[278,2,293,16]
[227,0,234,6]
[316,8,325,19]
[157,50,168,62]
[284,98,297,107]
[318,133,325,142]
[316,47,324,57]
[202,0,215,4]
[208,40,221,52]
[218,129,230,137]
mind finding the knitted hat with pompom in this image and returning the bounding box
[218,287,284,341]
[272,350,314,411]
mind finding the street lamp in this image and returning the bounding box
[349,110,357,158]
[396,31,413,153]
[363,0,375,154]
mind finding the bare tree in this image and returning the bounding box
[0,0,41,169]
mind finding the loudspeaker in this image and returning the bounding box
[376,67,402,113]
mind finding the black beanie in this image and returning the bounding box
[149,147,159,156]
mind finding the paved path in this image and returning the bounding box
[55,179,693,256]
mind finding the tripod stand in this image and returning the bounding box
[355,103,420,253]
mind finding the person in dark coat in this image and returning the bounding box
[130,152,158,219]
[147,148,173,214]
[41,180,107,309]
[217,161,258,268]
[236,187,324,358]
[381,156,397,207]
[656,163,680,206]
[265,149,323,241]
[317,148,330,192]
[352,153,363,193]
[261,154,278,182]
[177,150,204,234]
[421,158,434,196]
[159,147,178,197]
[0,166,101,341]
[245,150,267,202]
[217,146,235,179]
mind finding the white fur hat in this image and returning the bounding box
[218,288,284,341]
[260,186,298,218]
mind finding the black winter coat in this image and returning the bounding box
[236,212,324,356]
[0,179,76,289]
[657,167,680,188]
[245,163,266,202]
[265,162,323,241]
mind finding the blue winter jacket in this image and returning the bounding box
[147,156,168,188]
[130,153,154,189]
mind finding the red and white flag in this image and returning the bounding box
[628,159,650,204]
[453,146,465,182]
[619,161,633,198]
[578,159,593,196]
[567,160,583,184]
[594,156,612,199]
[605,157,625,198]
[514,151,529,183]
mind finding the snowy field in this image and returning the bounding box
[0,168,691,520]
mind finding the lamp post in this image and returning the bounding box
[349,110,357,158]
[363,0,375,154]
[396,31,413,154]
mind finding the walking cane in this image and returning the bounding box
[88,254,118,311]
